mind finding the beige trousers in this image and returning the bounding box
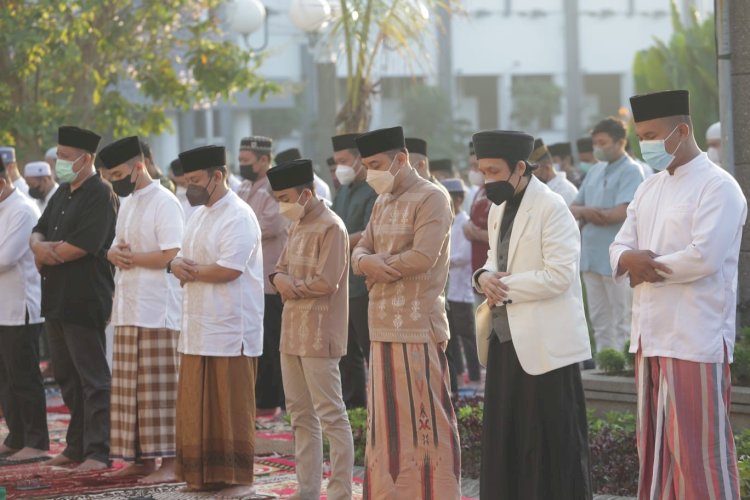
[281,353,354,500]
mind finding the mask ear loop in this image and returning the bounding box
[665,124,684,156]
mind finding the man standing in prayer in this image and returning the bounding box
[169,145,264,498]
[464,141,491,277]
[577,137,596,178]
[98,136,184,483]
[472,130,592,499]
[570,117,644,357]
[441,178,481,394]
[269,158,354,500]
[0,155,49,462]
[168,158,196,221]
[331,133,377,409]
[351,126,461,499]
[24,161,59,213]
[31,126,118,471]
[276,148,332,203]
[611,89,746,498]
[705,121,722,166]
[530,138,578,206]
[237,135,289,415]
[0,147,29,196]
[549,142,581,187]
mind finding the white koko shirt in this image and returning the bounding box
[177,190,264,357]
[111,181,184,330]
[610,153,747,363]
[547,171,578,206]
[0,189,42,325]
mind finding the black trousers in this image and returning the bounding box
[256,294,285,409]
[480,336,592,500]
[446,300,481,393]
[338,295,370,408]
[46,319,111,464]
[0,323,49,451]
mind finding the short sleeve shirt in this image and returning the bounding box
[573,154,644,276]
[33,174,119,329]
[111,181,184,329]
[178,191,265,357]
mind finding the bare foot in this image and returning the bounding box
[178,484,223,493]
[6,447,49,461]
[44,454,79,467]
[104,462,155,478]
[217,484,255,498]
[139,458,176,484]
[0,443,19,456]
[73,458,109,472]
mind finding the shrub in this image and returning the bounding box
[733,344,750,387]
[588,410,639,496]
[348,407,368,466]
[596,348,626,374]
[454,396,484,479]
[623,340,635,370]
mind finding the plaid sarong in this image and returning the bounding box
[110,326,179,461]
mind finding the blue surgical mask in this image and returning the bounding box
[639,126,683,172]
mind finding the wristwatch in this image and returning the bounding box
[166,260,173,274]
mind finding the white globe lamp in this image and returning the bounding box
[289,0,332,33]
[227,0,267,36]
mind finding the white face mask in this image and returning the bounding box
[707,146,721,164]
[279,191,309,221]
[366,157,399,195]
[335,164,357,186]
[468,170,484,187]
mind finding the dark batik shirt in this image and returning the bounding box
[33,174,119,329]
[332,179,377,299]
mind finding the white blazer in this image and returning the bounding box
[474,176,591,375]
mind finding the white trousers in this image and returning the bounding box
[582,271,632,353]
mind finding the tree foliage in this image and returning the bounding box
[511,76,563,131]
[0,0,277,160]
[328,0,455,133]
[400,83,472,164]
[632,0,717,148]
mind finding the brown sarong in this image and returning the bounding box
[175,354,258,488]
[364,341,461,499]
[110,326,179,461]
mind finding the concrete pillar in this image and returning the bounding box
[728,0,750,324]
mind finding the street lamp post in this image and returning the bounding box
[228,0,334,167]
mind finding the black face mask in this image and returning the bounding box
[186,177,215,207]
[240,163,258,182]
[485,169,521,206]
[28,185,45,200]
[111,168,138,198]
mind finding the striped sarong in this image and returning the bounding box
[110,326,179,461]
[636,348,740,500]
[364,341,461,500]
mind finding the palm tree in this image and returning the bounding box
[329,0,454,132]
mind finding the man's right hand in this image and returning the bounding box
[31,241,64,267]
[619,250,672,287]
[359,254,402,284]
